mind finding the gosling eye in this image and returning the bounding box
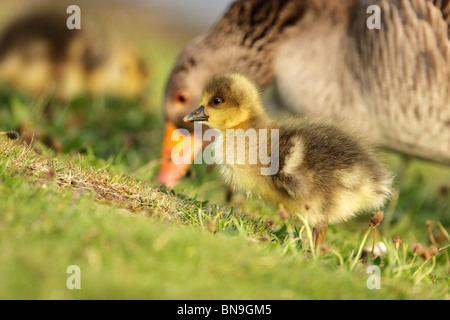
[212,98,222,106]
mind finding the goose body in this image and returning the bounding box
[275,0,450,164]
[185,74,394,243]
[159,0,450,187]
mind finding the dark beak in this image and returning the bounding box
[183,106,209,122]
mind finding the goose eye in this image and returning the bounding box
[174,89,190,105]
[212,98,222,105]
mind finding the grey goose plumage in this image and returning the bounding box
[275,0,450,164]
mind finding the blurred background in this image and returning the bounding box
[0,0,233,196]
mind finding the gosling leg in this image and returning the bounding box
[225,186,234,203]
[312,222,328,249]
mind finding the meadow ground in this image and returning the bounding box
[0,2,449,300]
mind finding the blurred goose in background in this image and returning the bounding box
[184,73,393,246]
[159,0,450,187]
[0,10,148,100]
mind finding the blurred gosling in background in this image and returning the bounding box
[0,10,148,100]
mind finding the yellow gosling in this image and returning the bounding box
[184,73,394,247]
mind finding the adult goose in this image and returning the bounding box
[159,0,450,187]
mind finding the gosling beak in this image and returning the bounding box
[183,106,208,122]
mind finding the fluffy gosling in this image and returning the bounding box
[0,10,148,100]
[184,74,394,247]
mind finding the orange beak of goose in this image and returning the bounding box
[158,121,204,188]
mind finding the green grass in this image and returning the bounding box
[0,10,449,299]
[0,141,449,299]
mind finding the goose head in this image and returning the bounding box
[158,36,215,187]
[159,34,272,187]
[158,0,304,187]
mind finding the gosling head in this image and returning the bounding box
[183,74,265,131]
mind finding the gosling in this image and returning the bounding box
[0,10,148,100]
[184,74,394,246]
